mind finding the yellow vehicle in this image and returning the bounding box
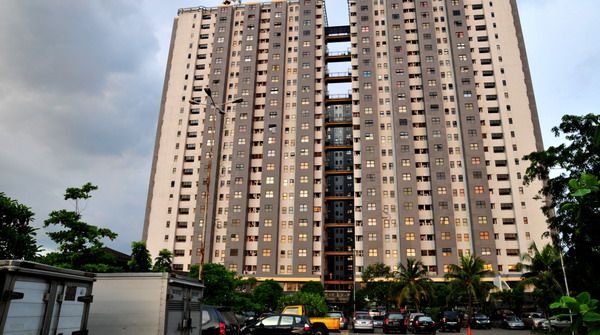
[281,305,341,335]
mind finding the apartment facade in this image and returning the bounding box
[144,0,548,299]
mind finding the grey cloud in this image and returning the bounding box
[0,0,164,252]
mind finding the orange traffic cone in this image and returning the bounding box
[467,326,472,335]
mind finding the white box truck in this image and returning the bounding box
[0,260,95,335]
[87,272,204,335]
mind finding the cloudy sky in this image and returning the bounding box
[0,0,598,255]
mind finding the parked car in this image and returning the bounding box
[354,311,369,322]
[407,312,425,331]
[411,315,436,334]
[471,314,491,329]
[203,306,242,335]
[369,308,381,317]
[353,314,375,333]
[238,311,257,326]
[502,316,525,330]
[373,315,385,328]
[438,310,461,332]
[327,311,347,330]
[541,317,572,331]
[383,312,407,334]
[520,312,546,330]
[240,314,311,335]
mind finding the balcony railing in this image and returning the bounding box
[325,71,352,78]
[325,50,351,57]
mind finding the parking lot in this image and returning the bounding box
[342,327,534,335]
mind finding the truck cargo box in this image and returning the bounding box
[88,272,204,335]
[0,260,95,335]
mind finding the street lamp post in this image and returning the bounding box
[190,89,243,282]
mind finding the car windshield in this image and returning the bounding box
[373,316,384,321]
[418,317,433,322]
[328,312,342,318]
[356,315,371,320]
[506,316,520,322]
[474,315,487,319]
[387,314,404,320]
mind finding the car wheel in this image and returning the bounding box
[313,325,328,335]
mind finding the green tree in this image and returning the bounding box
[523,113,600,296]
[444,255,494,325]
[300,280,325,296]
[128,241,152,272]
[188,264,200,279]
[253,280,284,313]
[517,242,563,313]
[201,263,256,312]
[360,262,393,307]
[492,286,525,314]
[40,183,119,272]
[152,249,173,272]
[277,292,329,317]
[430,283,450,309]
[0,193,40,260]
[390,258,433,312]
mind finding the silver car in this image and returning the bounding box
[521,312,547,329]
[372,315,385,328]
[353,314,375,333]
[502,316,525,329]
[541,317,571,331]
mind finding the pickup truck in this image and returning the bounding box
[281,305,341,335]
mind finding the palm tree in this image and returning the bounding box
[444,255,494,326]
[517,242,564,313]
[390,258,433,312]
[152,249,173,272]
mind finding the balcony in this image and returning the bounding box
[325,49,352,63]
[325,71,352,84]
[325,26,351,42]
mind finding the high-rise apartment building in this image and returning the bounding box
[144,0,548,300]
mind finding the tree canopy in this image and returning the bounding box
[253,280,284,313]
[39,183,119,272]
[360,262,393,308]
[128,241,152,272]
[300,280,325,296]
[201,263,256,311]
[444,255,493,323]
[390,258,433,311]
[517,242,563,312]
[523,113,600,296]
[0,192,40,260]
[152,249,173,272]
